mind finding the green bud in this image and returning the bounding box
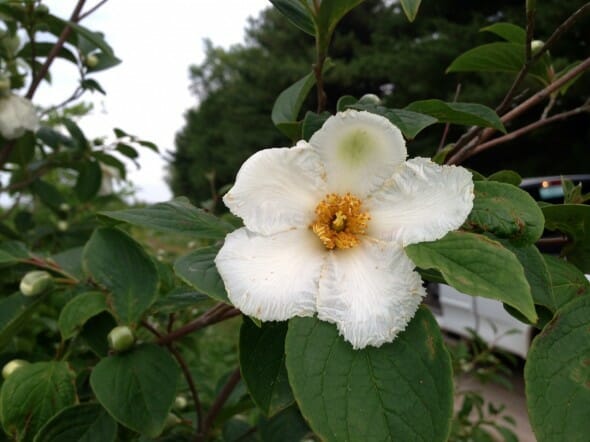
[20,270,53,296]
[174,395,188,410]
[526,0,536,14]
[57,220,69,232]
[2,359,29,379]
[531,40,544,55]
[59,202,70,212]
[107,326,135,352]
[85,54,99,68]
[359,93,381,105]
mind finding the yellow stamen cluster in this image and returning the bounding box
[312,193,370,250]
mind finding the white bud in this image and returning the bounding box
[107,326,135,352]
[20,270,53,296]
[2,359,29,379]
[57,220,68,231]
[359,93,381,105]
[531,40,544,55]
[59,203,70,212]
[174,395,188,410]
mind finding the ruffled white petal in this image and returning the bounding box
[223,143,326,236]
[215,227,326,321]
[0,94,39,139]
[309,110,407,197]
[366,157,474,246]
[316,239,425,349]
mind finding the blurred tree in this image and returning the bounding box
[170,0,590,208]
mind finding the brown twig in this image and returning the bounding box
[141,320,204,437]
[197,368,242,442]
[438,83,461,151]
[78,0,109,21]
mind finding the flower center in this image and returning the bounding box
[311,193,370,250]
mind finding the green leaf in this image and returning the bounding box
[81,78,106,95]
[0,362,76,442]
[487,170,522,186]
[543,254,590,310]
[269,0,315,36]
[86,52,122,72]
[92,152,127,180]
[447,42,523,73]
[115,143,138,160]
[465,181,545,245]
[400,0,422,22]
[50,247,85,280]
[58,291,107,340]
[83,228,159,324]
[258,405,311,442]
[174,245,229,303]
[152,287,209,313]
[406,231,536,322]
[0,292,45,348]
[75,160,103,202]
[7,132,35,165]
[301,111,330,141]
[542,204,590,273]
[80,312,117,357]
[480,23,526,43]
[18,42,78,65]
[62,119,90,150]
[65,21,114,56]
[315,0,364,45]
[405,99,506,133]
[336,95,357,112]
[240,319,294,416]
[285,308,453,442]
[90,344,180,437]
[100,197,233,240]
[33,403,117,442]
[525,296,590,442]
[271,72,316,140]
[31,179,67,211]
[0,241,30,265]
[351,103,438,139]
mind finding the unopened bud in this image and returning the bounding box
[163,413,181,431]
[85,54,99,68]
[107,326,135,352]
[174,395,188,410]
[57,220,68,231]
[20,270,53,296]
[35,4,49,15]
[531,40,544,55]
[359,93,381,105]
[59,203,70,212]
[2,359,29,379]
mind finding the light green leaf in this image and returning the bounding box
[100,197,233,240]
[351,103,438,139]
[240,319,294,416]
[543,254,590,310]
[285,308,453,442]
[542,204,590,273]
[400,0,422,22]
[525,296,590,442]
[480,22,526,43]
[0,362,76,442]
[447,42,523,73]
[465,181,545,245]
[315,0,364,43]
[90,344,180,438]
[83,228,159,324]
[271,72,316,140]
[0,292,45,348]
[58,292,108,340]
[487,170,522,186]
[405,99,506,132]
[75,160,102,202]
[33,403,117,442]
[406,231,536,322]
[174,245,229,303]
[269,0,315,36]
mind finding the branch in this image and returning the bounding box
[197,368,242,442]
[78,0,109,21]
[437,83,461,151]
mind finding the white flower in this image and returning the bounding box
[0,93,39,139]
[215,110,474,349]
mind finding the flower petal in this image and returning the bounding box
[215,227,326,321]
[309,110,407,197]
[0,94,39,139]
[367,157,474,246]
[223,142,326,235]
[317,239,425,349]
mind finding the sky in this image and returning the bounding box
[36,0,270,203]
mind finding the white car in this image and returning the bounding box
[426,175,590,358]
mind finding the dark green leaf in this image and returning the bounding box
[269,0,315,36]
[487,170,522,186]
[50,247,85,280]
[18,42,78,65]
[62,119,90,150]
[336,95,357,112]
[115,143,139,159]
[0,292,45,348]
[315,0,364,44]
[0,362,76,442]
[525,296,590,442]
[100,197,234,240]
[351,103,438,139]
[240,319,294,416]
[92,152,127,180]
[447,42,524,73]
[58,291,108,340]
[405,99,505,132]
[75,160,103,202]
[400,0,422,22]
[137,140,159,152]
[152,287,209,313]
[174,245,229,303]
[301,111,330,141]
[33,403,117,442]
[480,23,526,43]
[7,132,35,165]
[90,344,180,437]
[542,204,590,273]
[258,405,311,442]
[285,308,453,442]
[86,52,122,72]
[81,78,106,94]
[465,181,545,245]
[31,179,67,212]
[271,72,316,140]
[66,21,114,56]
[406,231,536,322]
[543,254,590,310]
[80,312,117,357]
[0,241,30,265]
[83,228,159,324]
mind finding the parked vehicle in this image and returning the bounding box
[426,175,590,358]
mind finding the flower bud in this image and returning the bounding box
[57,220,68,232]
[359,93,381,105]
[2,359,29,379]
[84,54,99,68]
[107,326,135,352]
[531,40,544,55]
[163,413,181,430]
[174,395,188,410]
[59,203,70,212]
[35,4,49,15]
[20,270,53,296]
